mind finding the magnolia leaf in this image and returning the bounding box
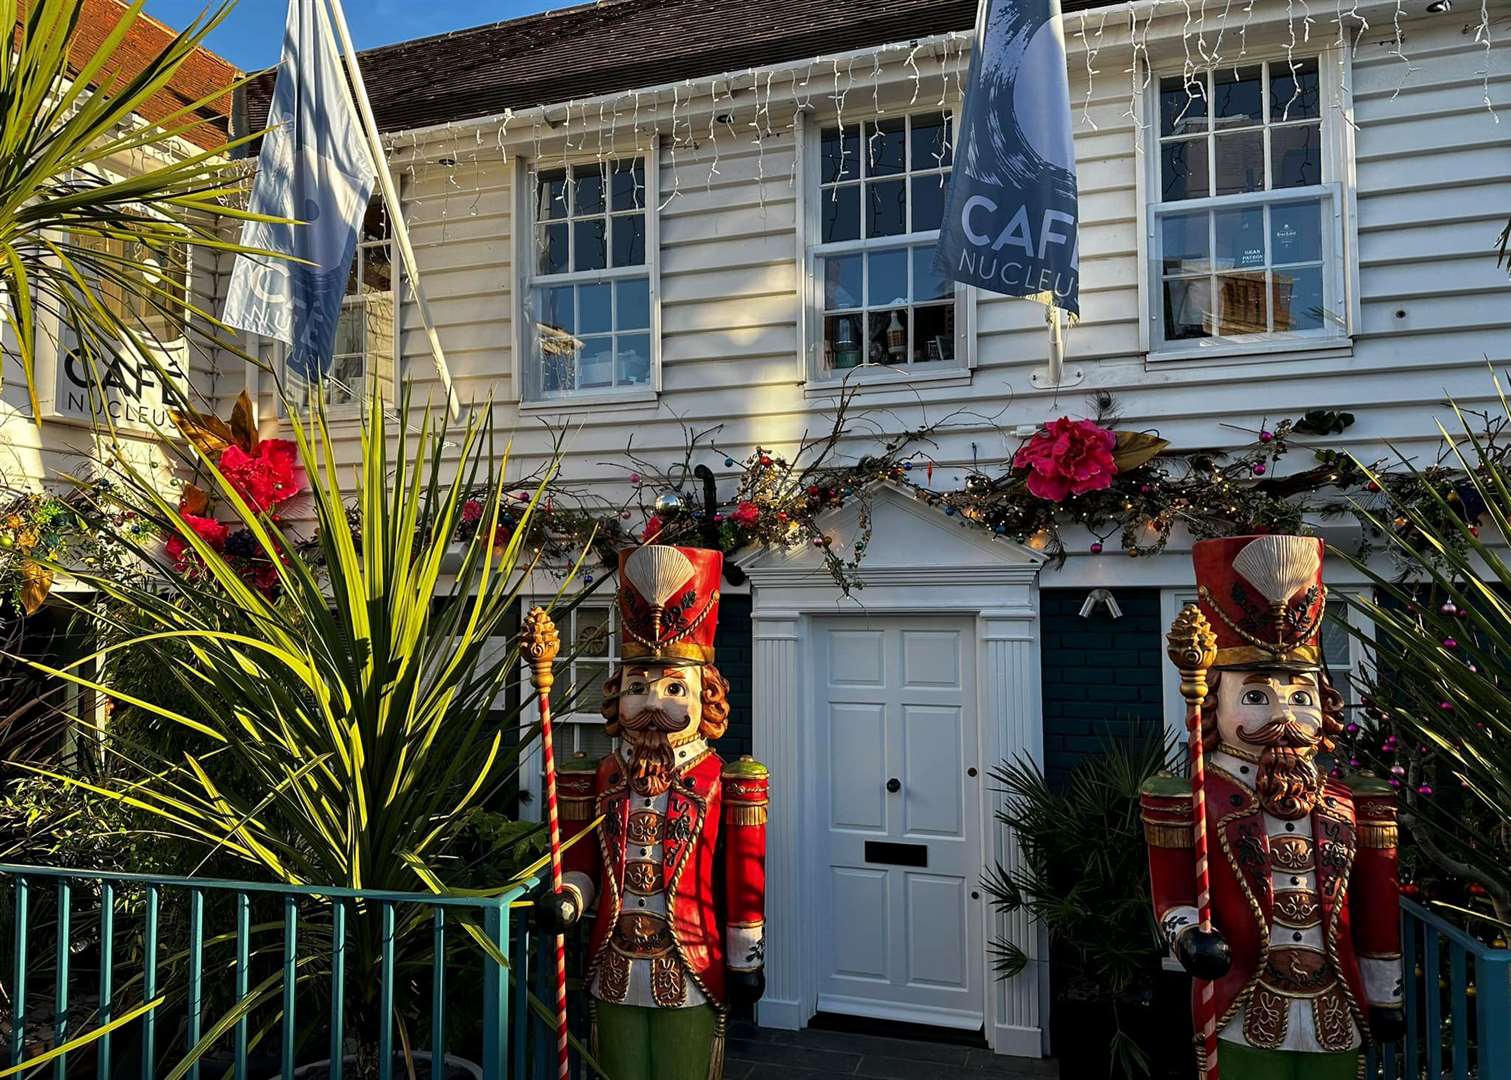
[179,483,210,516]
[170,406,234,460]
[1112,431,1170,473]
[20,561,53,615]
[230,389,259,453]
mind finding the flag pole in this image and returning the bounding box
[321,0,462,419]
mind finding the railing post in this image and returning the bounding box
[379,903,395,1080]
[481,900,508,1080]
[53,879,70,1080]
[283,896,298,1080]
[329,899,346,1080]
[235,892,251,1080]
[141,884,159,1080]
[9,875,26,1069]
[1478,948,1511,1078]
[97,881,113,1080]
[187,888,204,1080]
[432,908,446,1079]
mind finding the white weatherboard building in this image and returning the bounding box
[216,0,1504,1057]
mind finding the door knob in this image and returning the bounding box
[886,777,901,794]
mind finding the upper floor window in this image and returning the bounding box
[288,198,394,409]
[1150,57,1348,353]
[807,111,971,379]
[523,155,656,401]
[76,232,189,343]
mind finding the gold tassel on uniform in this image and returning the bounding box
[707,1008,728,1080]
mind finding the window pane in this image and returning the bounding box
[867,247,908,307]
[541,348,572,394]
[1163,277,1213,340]
[911,112,953,170]
[912,246,951,302]
[538,223,568,275]
[540,285,574,332]
[617,333,652,385]
[824,313,864,370]
[1160,76,1207,136]
[821,184,861,242]
[1213,65,1263,128]
[1270,58,1320,121]
[1273,265,1326,331]
[821,126,861,182]
[1213,130,1264,195]
[573,165,605,215]
[335,304,363,356]
[1271,200,1322,265]
[577,336,614,388]
[611,159,645,211]
[867,308,909,364]
[1214,205,1265,270]
[575,608,612,657]
[823,252,863,310]
[616,277,650,330]
[1216,271,1269,334]
[869,117,906,176]
[578,282,612,334]
[1161,211,1210,273]
[329,354,362,404]
[575,720,616,760]
[573,661,610,714]
[611,214,645,267]
[537,169,568,220]
[574,219,607,271]
[1272,123,1322,188]
[360,243,391,293]
[360,199,390,242]
[913,304,955,363]
[910,174,947,233]
[1161,138,1209,200]
[364,295,394,376]
[867,178,907,237]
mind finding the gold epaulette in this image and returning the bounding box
[723,755,768,825]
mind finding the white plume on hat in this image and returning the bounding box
[624,545,695,643]
[1232,535,1320,605]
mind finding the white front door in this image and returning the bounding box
[814,615,985,1031]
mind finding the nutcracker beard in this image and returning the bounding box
[1243,717,1324,820]
[618,708,687,796]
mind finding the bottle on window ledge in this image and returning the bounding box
[886,310,906,363]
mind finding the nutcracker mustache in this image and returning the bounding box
[1240,718,1323,819]
[620,708,687,796]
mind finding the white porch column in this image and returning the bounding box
[751,607,806,1031]
[981,606,1046,1056]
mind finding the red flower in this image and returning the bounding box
[1013,418,1118,503]
[461,498,484,523]
[730,500,761,528]
[165,513,228,572]
[642,514,664,541]
[219,439,306,512]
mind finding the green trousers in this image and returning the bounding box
[592,1000,719,1080]
[1218,1039,1360,1079]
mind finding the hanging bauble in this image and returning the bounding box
[654,492,684,515]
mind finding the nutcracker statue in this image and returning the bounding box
[1142,535,1405,1080]
[540,543,768,1080]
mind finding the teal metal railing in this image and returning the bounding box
[1367,896,1511,1079]
[0,864,543,1080]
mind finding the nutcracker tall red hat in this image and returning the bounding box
[616,544,721,664]
[1193,534,1326,671]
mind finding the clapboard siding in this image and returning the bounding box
[242,1,1508,588]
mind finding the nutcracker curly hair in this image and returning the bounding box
[601,663,731,741]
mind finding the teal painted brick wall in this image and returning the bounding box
[1040,588,1167,788]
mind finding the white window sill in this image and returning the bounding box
[1145,335,1353,368]
[519,388,659,414]
[803,364,972,397]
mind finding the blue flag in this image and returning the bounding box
[935,0,1080,315]
[224,0,376,381]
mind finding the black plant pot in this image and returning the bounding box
[1052,992,1159,1080]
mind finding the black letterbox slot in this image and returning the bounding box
[864,841,928,867]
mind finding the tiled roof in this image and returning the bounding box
[48,0,239,151]
[246,0,1116,137]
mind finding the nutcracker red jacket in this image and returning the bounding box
[1142,767,1402,1041]
[560,750,768,1007]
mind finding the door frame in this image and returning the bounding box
[739,484,1046,1057]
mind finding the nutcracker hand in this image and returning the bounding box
[726,967,766,1009]
[534,887,581,933]
[1369,1006,1407,1043]
[1175,927,1231,981]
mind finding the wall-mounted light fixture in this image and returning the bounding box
[1079,588,1123,620]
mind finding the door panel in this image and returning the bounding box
[815,615,984,1030]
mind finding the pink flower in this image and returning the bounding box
[219,439,306,512]
[461,498,484,523]
[165,512,228,572]
[1013,418,1118,503]
[730,500,761,528]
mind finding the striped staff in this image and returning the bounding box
[524,607,570,1080]
[1167,604,1220,1080]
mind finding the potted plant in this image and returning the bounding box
[984,734,1187,1080]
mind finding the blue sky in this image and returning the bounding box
[145,1,566,70]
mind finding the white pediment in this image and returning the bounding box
[737,482,1043,587]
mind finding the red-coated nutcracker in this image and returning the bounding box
[1142,535,1406,1079]
[543,544,767,1080]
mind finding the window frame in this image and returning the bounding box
[1140,47,1357,363]
[799,109,976,389]
[513,138,662,409]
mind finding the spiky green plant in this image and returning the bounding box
[13,389,596,1071]
[0,0,282,421]
[1339,384,1511,928]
